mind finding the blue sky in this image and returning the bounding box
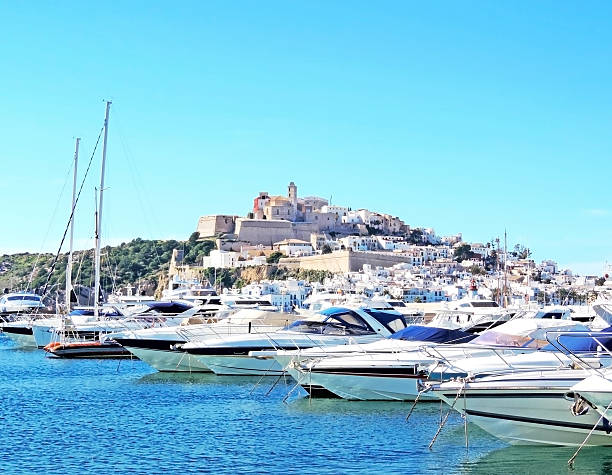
[0,1,610,275]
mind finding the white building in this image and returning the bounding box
[274,239,314,257]
[202,250,239,268]
[240,279,312,311]
[320,205,349,216]
[470,243,490,258]
[339,235,379,251]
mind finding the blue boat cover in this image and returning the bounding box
[389,325,476,344]
[541,326,612,353]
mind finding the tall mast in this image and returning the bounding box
[65,137,80,312]
[94,101,111,318]
[503,229,508,308]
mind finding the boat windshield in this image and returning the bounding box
[286,309,374,335]
[469,301,499,308]
[8,295,41,302]
[362,309,408,332]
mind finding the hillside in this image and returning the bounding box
[0,235,216,297]
[0,234,332,302]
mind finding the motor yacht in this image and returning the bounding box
[161,276,217,304]
[426,328,612,446]
[111,308,300,372]
[0,292,45,316]
[428,297,514,332]
[427,326,612,379]
[429,367,612,446]
[280,318,586,401]
[276,325,476,399]
[180,305,409,376]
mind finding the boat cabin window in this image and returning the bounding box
[287,310,374,335]
[8,295,41,301]
[540,312,563,319]
[230,299,270,306]
[388,301,406,308]
[362,309,408,333]
[470,301,499,308]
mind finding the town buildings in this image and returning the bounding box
[183,180,611,310]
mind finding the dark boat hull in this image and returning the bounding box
[44,341,135,359]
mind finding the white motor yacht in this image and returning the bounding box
[428,297,514,332]
[181,305,409,376]
[429,367,612,446]
[111,308,300,372]
[0,292,45,315]
[426,328,612,446]
[427,326,612,380]
[281,318,587,401]
[277,325,476,399]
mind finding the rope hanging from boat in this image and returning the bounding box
[428,380,466,450]
[39,126,105,303]
[568,399,612,467]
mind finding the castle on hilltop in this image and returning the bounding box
[196,181,406,249]
[252,182,328,222]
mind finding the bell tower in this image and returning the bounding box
[288,181,298,207]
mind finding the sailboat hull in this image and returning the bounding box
[44,341,132,358]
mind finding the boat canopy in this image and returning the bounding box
[286,307,375,335]
[469,321,589,349]
[127,301,193,315]
[389,325,476,344]
[541,326,612,353]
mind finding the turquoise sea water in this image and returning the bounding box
[2,334,612,474]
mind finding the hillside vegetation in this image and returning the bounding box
[0,234,332,299]
[0,236,216,295]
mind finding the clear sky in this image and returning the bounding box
[1,1,610,276]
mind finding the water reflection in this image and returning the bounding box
[461,445,612,474]
[287,397,445,416]
[137,371,272,388]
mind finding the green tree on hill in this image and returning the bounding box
[453,244,476,262]
[266,251,285,264]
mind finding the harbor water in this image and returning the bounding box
[2,334,612,474]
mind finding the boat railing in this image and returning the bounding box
[176,317,290,342]
[421,342,544,379]
[0,312,59,324]
[544,330,612,376]
[425,331,612,381]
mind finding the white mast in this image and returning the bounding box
[503,229,508,308]
[94,101,111,318]
[65,137,80,312]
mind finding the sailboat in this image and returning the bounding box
[44,102,133,359]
